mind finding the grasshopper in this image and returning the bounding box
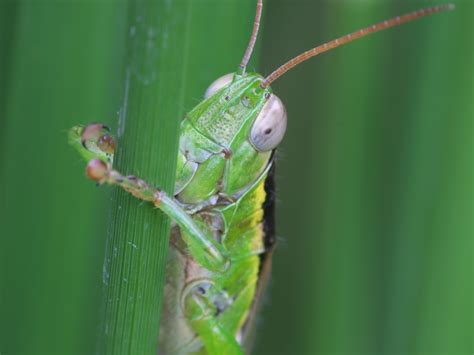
[69,2,453,354]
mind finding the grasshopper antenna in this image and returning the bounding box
[240,0,263,71]
[261,4,454,88]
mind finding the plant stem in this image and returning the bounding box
[98,1,187,353]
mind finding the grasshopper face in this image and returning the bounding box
[205,73,288,153]
[195,72,287,152]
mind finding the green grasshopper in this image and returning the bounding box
[69,2,453,354]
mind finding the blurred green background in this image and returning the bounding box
[1,0,472,354]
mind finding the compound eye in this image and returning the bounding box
[250,94,287,152]
[204,73,234,99]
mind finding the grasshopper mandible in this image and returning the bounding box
[69,1,453,354]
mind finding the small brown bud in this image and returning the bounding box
[86,159,108,181]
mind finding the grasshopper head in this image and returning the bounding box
[201,73,287,153]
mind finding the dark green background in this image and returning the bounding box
[1,0,472,354]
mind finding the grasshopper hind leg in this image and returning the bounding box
[182,281,243,355]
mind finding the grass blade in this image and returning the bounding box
[99,1,259,353]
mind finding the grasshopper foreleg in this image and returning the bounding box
[70,124,229,273]
[86,158,228,272]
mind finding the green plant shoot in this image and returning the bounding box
[69,2,453,354]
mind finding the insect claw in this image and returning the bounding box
[86,159,108,182]
[81,123,105,141]
[97,134,116,154]
[79,123,116,156]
